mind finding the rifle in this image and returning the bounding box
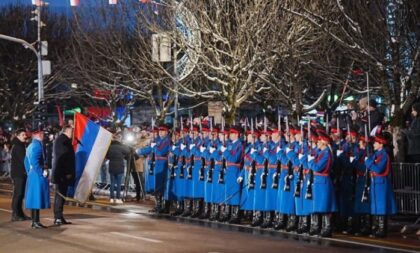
[305,126,314,200]
[170,153,178,179]
[361,124,370,203]
[260,116,268,189]
[199,140,206,181]
[294,163,304,197]
[248,118,256,189]
[149,118,156,175]
[272,159,280,189]
[284,159,293,191]
[179,117,185,178]
[218,117,226,184]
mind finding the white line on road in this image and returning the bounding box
[110,232,163,244]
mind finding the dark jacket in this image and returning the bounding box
[10,138,26,178]
[406,116,420,155]
[106,140,130,175]
[51,133,76,185]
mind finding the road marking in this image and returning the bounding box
[0,208,12,213]
[110,232,163,243]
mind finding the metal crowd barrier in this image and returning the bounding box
[392,163,420,215]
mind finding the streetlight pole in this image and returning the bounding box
[35,4,44,102]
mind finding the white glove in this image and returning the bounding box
[172,145,177,151]
[189,144,195,150]
[350,156,355,163]
[181,144,186,150]
[276,146,281,153]
[272,172,278,180]
[364,156,368,162]
[42,169,48,178]
[221,146,227,152]
[250,148,257,154]
[263,147,268,153]
[298,153,304,160]
[200,146,206,152]
[151,142,157,148]
[308,155,315,162]
[286,147,291,153]
[336,150,343,156]
[237,177,243,183]
[209,147,216,154]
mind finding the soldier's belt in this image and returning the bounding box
[314,172,329,177]
[194,157,202,161]
[357,171,365,177]
[370,172,388,178]
[226,162,241,167]
[215,161,223,165]
[268,164,277,169]
[293,166,299,172]
[178,157,190,162]
[155,156,168,161]
[281,165,288,170]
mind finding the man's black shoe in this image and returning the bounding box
[54,218,72,225]
[31,222,47,229]
[11,215,25,222]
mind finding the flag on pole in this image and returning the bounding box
[69,113,112,203]
[70,0,80,6]
[109,0,117,4]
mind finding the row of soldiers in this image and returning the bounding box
[137,118,397,238]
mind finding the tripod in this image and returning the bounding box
[123,152,146,201]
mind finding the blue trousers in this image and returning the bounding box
[110,173,124,199]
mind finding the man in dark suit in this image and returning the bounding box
[52,125,75,225]
[10,129,30,221]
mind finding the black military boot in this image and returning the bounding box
[218,205,231,222]
[171,201,182,216]
[273,212,287,230]
[359,214,372,236]
[370,215,379,237]
[31,209,46,229]
[320,215,332,237]
[199,203,211,219]
[309,214,320,236]
[191,200,199,218]
[251,211,263,227]
[181,199,192,217]
[228,205,241,224]
[296,216,304,234]
[261,211,273,228]
[209,204,220,221]
[374,216,387,238]
[286,215,298,232]
[345,216,359,235]
[300,216,311,234]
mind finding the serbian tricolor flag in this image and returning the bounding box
[69,113,112,202]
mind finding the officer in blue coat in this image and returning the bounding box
[308,132,337,237]
[25,130,50,229]
[137,125,170,213]
[221,126,243,224]
[209,127,224,221]
[250,129,268,226]
[201,126,218,219]
[216,127,231,222]
[352,134,371,235]
[238,130,259,221]
[190,125,205,217]
[166,129,181,213]
[365,134,397,238]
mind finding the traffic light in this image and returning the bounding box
[35,100,48,125]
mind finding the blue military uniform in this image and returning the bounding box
[25,139,50,210]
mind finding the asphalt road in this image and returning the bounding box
[0,194,417,253]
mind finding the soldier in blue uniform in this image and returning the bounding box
[209,127,224,221]
[172,127,190,216]
[275,127,297,230]
[288,127,310,233]
[238,130,259,221]
[250,129,269,226]
[201,126,218,219]
[190,125,206,217]
[137,125,171,213]
[166,129,181,214]
[24,130,50,229]
[215,127,231,221]
[337,130,358,233]
[308,132,337,237]
[220,126,243,224]
[365,134,397,238]
[352,134,371,235]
